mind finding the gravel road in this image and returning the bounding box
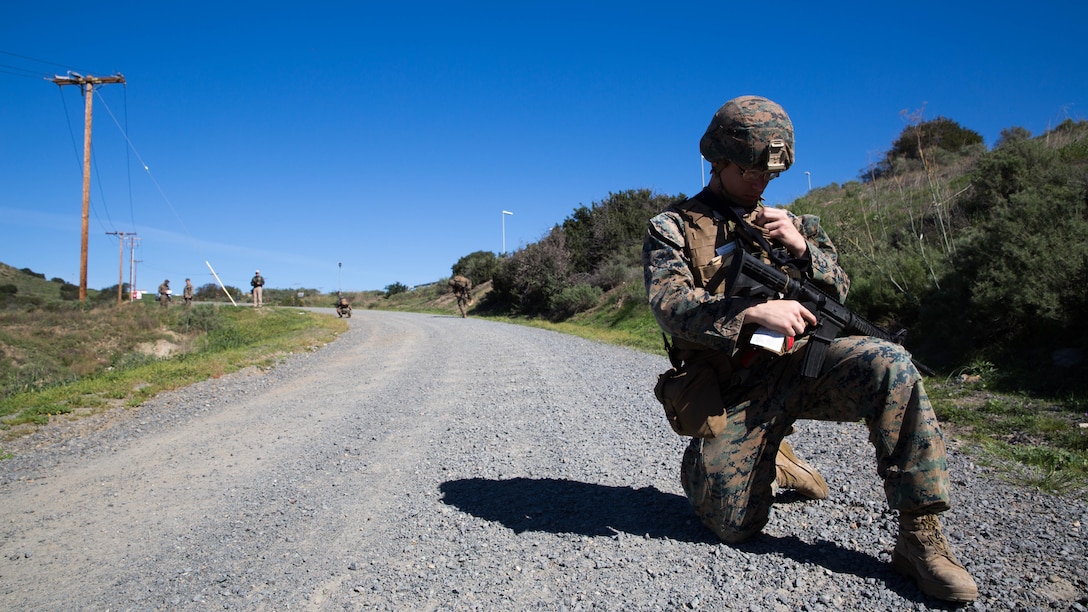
[1,310,1085,611]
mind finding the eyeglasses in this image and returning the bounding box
[737,165,780,183]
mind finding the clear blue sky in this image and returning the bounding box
[2,1,1085,293]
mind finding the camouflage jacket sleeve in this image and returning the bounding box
[642,209,850,356]
[792,212,850,303]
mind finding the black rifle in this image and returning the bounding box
[724,248,934,378]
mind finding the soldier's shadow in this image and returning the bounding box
[439,477,928,604]
[440,476,711,542]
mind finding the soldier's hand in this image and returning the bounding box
[752,208,807,258]
[743,300,816,337]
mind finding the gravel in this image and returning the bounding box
[1,310,1085,611]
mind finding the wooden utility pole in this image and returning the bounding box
[107,231,124,307]
[51,72,126,302]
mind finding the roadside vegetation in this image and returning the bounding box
[0,294,345,457]
[2,112,1085,496]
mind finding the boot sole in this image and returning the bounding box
[891,550,978,602]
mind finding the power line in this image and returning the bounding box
[94,89,193,239]
[0,63,49,79]
[0,49,92,74]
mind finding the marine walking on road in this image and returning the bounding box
[448,274,473,318]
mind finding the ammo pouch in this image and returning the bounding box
[653,336,728,438]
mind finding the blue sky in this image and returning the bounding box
[2,1,1085,293]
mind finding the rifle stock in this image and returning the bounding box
[727,249,933,377]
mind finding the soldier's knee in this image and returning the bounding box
[850,338,922,389]
[681,441,771,543]
[687,496,770,543]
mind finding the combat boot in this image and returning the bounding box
[775,440,829,500]
[893,512,978,602]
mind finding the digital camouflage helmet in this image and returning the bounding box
[700,95,794,173]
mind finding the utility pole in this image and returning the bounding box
[51,71,126,303]
[107,232,139,306]
[106,231,127,308]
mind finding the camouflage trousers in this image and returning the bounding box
[680,336,950,543]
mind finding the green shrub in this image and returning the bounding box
[175,305,224,334]
[203,324,247,352]
[592,258,638,291]
[562,189,678,274]
[452,251,499,285]
[384,282,409,298]
[548,283,602,321]
[489,227,571,315]
[865,116,984,181]
[193,282,242,301]
[914,127,1088,390]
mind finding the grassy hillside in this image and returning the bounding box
[0,262,85,304]
[0,292,347,458]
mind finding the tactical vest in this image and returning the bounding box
[670,198,775,296]
[665,197,786,369]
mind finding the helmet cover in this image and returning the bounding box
[700,95,794,172]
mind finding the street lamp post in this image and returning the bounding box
[338,261,342,294]
[502,210,513,254]
[804,171,812,191]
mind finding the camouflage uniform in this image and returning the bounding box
[335,295,352,318]
[158,280,171,308]
[449,275,472,318]
[641,95,976,603]
[643,186,950,545]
